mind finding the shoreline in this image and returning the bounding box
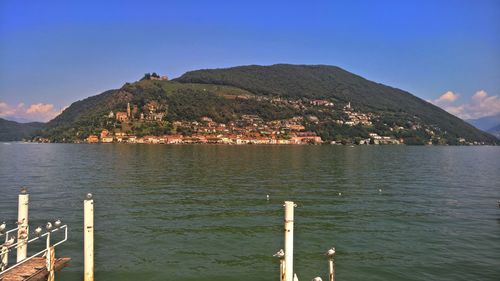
[3,141,497,146]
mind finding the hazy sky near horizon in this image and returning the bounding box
[1,0,499,122]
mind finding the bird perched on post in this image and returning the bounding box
[273,249,285,258]
[312,277,323,281]
[54,219,62,228]
[3,236,15,247]
[0,222,6,233]
[34,226,43,237]
[46,222,53,231]
[325,247,336,258]
[18,229,28,240]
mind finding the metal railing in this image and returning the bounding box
[0,224,68,275]
[0,226,19,239]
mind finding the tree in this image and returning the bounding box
[141,73,151,81]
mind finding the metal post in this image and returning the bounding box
[84,193,94,281]
[284,201,295,281]
[325,247,336,281]
[279,258,285,281]
[328,258,334,281]
[45,231,55,281]
[17,187,29,262]
[47,246,55,281]
[1,244,7,271]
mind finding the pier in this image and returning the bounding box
[0,188,71,281]
[0,257,70,281]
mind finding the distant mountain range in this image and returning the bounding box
[2,116,38,123]
[467,113,500,138]
[0,118,44,141]
[1,64,498,144]
[486,124,500,139]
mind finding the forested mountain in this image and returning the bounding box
[487,124,500,139]
[176,64,496,143]
[467,114,500,132]
[0,118,44,141]
[3,64,497,144]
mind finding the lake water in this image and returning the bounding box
[1,143,499,281]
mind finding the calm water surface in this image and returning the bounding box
[0,144,499,281]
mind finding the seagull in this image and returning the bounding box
[273,249,285,258]
[0,222,6,233]
[338,192,342,196]
[3,236,15,247]
[54,219,62,228]
[312,277,323,281]
[46,222,52,231]
[34,226,43,237]
[378,188,382,193]
[325,247,336,257]
[18,229,28,240]
[266,194,270,201]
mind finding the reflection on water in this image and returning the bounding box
[0,144,499,281]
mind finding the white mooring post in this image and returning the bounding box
[328,258,335,281]
[84,193,94,281]
[280,258,285,281]
[17,187,29,262]
[273,249,285,281]
[45,222,55,281]
[326,247,336,281]
[284,201,295,281]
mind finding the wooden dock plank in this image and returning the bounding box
[0,257,70,281]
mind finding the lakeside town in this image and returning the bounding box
[13,70,491,146]
[77,100,405,145]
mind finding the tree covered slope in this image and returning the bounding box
[176,64,496,143]
[0,118,44,141]
[16,64,497,144]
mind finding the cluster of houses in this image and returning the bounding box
[266,98,374,127]
[82,98,415,145]
[108,101,166,124]
[342,102,373,126]
[85,129,322,145]
[366,133,401,145]
[85,98,408,145]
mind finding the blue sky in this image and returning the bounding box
[1,0,499,122]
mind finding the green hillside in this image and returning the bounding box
[28,65,498,144]
[176,64,497,143]
[41,79,296,142]
[0,118,44,141]
[487,124,500,139]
